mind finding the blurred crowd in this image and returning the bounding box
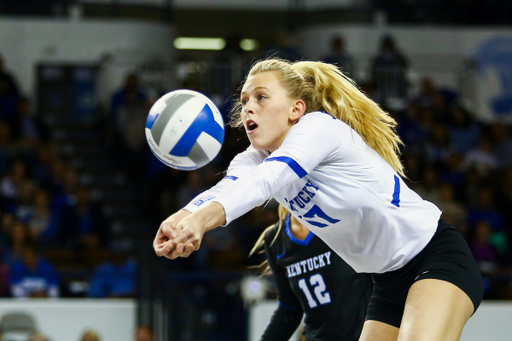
[0,53,137,300]
[0,30,511,306]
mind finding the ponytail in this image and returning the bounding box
[231,58,405,177]
[292,61,405,177]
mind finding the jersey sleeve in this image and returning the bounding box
[213,113,340,225]
[182,146,267,213]
[260,230,303,341]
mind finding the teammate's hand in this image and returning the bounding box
[153,209,191,258]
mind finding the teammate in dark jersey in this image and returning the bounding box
[253,205,373,341]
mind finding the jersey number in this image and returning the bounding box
[297,274,331,308]
[302,205,340,228]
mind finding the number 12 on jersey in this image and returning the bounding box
[298,274,331,308]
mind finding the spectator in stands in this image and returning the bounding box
[463,136,498,176]
[437,182,468,238]
[0,122,11,179]
[398,102,430,147]
[135,325,153,341]
[58,186,110,250]
[18,97,47,144]
[470,220,500,274]
[26,189,59,246]
[438,152,466,189]
[423,123,453,166]
[370,35,409,99]
[415,167,440,204]
[87,251,137,298]
[490,122,512,170]
[0,216,10,297]
[10,241,59,298]
[50,163,79,217]
[111,73,146,133]
[117,91,151,184]
[31,142,56,189]
[13,179,36,223]
[0,212,14,249]
[0,53,21,138]
[447,105,481,154]
[497,168,512,261]
[0,160,29,211]
[413,77,457,120]
[0,53,20,97]
[467,186,506,254]
[79,329,101,341]
[4,218,32,264]
[402,153,423,187]
[321,35,354,76]
[263,30,302,62]
[177,171,208,209]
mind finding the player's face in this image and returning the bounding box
[240,71,299,153]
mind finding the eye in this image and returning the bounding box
[258,95,266,101]
[241,98,248,106]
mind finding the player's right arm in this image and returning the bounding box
[183,145,267,214]
[153,146,266,258]
[260,229,303,341]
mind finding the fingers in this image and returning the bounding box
[154,227,199,258]
[154,240,174,257]
[165,242,198,260]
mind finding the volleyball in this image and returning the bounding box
[145,89,225,171]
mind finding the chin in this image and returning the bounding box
[249,140,267,151]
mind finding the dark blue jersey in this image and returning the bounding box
[261,215,373,341]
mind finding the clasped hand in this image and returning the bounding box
[153,209,204,259]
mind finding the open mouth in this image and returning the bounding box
[246,119,258,133]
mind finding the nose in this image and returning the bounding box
[243,99,254,115]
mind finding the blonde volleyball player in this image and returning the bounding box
[253,204,373,341]
[153,58,483,341]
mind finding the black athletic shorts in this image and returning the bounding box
[366,219,484,328]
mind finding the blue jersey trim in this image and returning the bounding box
[224,175,238,181]
[277,251,286,259]
[392,175,400,207]
[285,214,314,246]
[264,156,307,178]
[278,301,298,311]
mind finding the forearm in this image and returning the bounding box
[190,201,226,233]
[260,306,303,341]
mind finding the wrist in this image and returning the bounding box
[193,202,226,232]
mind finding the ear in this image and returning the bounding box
[289,99,306,122]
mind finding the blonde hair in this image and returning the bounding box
[231,58,405,177]
[249,205,290,276]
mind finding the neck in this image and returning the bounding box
[289,215,310,240]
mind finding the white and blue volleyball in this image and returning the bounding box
[145,89,225,171]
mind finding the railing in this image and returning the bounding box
[97,55,478,114]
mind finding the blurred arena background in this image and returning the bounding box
[0,0,511,340]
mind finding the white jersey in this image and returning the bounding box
[184,112,441,273]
